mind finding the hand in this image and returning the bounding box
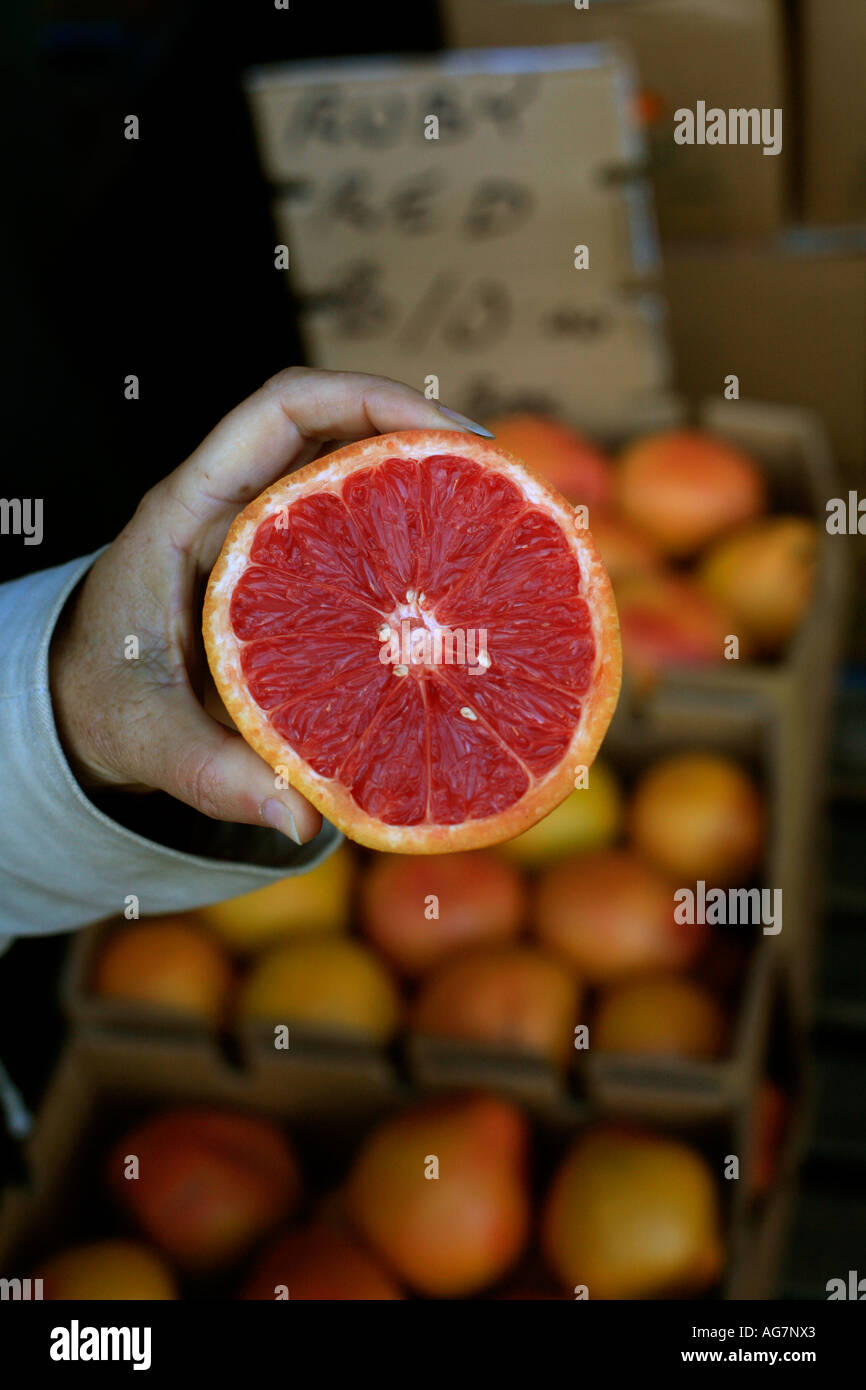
[49,367,485,844]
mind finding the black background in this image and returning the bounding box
[1,0,441,588]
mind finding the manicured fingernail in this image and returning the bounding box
[437,406,495,438]
[262,797,301,845]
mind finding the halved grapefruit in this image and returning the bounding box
[203,431,620,853]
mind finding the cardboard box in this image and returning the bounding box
[438,0,790,239]
[63,684,809,1123]
[0,1031,807,1299]
[802,0,866,226]
[662,242,866,488]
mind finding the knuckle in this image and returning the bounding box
[264,365,308,399]
[174,746,227,820]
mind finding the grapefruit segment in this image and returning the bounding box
[204,431,620,852]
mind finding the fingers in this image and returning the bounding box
[168,367,482,525]
[152,690,322,844]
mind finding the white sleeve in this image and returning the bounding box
[0,552,341,948]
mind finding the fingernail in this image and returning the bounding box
[262,797,302,845]
[437,406,495,438]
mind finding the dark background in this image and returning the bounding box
[1,0,441,589]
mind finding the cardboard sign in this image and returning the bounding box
[246,46,669,432]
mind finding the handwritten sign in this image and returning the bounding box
[246,46,669,431]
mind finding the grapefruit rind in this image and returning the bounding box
[203,430,621,853]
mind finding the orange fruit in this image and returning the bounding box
[588,513,660,584]
[542,1127,724,1298]
[485,413,613,509]
[698,516,817,654]
[242,1223,404,1300]
[236,936,401,1043]
[617,430,766,557]
[347,1095,530,1296]
[203,431,620,853]
[411,944,580,1066]
[360,850,524,978]
[109,1109,300,1271]
[592,975,729,1059]
[630,752,764,884]
[91,917,233,1024]
[196,846,352,952]
[35,1239,177,1300]
[501,758,623,866]
[534,849,706,983]
[616,571,738,683]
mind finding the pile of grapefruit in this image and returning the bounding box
[488,413,818,683]
[31,1094,730,1301]
[89,747,765,1071]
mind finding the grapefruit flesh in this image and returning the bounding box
[204,432,620,853]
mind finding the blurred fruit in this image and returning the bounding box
[749,1082,790,1197]
[347,1095,530,1296]
[242,1223,404,1300]
[698,516,817,655]
[617,572,737,683]
[109,1109,300,1271]
[502,759,623,866]
[534,849,706,983]
[542,1127,724,1298]
[630,752,764,885]
[487,413,613,508]
[592,975,728,1059]
[360,851,524,978]
[236,937,400,1043]
[35,1239,177,1300]
[617,430,765,557]
[589,513,660,584]
[412,945,580,1066]
[196,846,352,952]
[91,917,233,1025]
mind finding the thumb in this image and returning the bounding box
[151,692,322,844]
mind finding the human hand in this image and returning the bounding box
[49,367,488,844]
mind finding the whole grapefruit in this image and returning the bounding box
[347,1095,530,1296]
[630,752,764,884]
[360,850,524,977]
[617,430,765,557]
[542,1127,724,1298]
[534,849,706,983]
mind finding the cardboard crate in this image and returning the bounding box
[407,689,800,1124]
[603,397,847,1022]
[438,0,790,240]
[801,0,866,227]
[64,692,801,1134]
[0,1031,808,1299]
